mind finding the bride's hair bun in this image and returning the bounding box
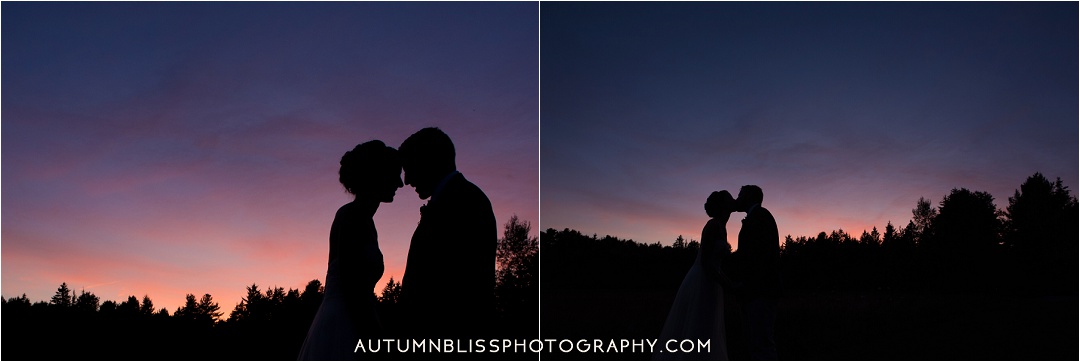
[339,140,398,195]
[705,190,734,218]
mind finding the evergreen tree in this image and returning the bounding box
[882,221,897,247]
[933,188,1001,253]
[1005,172,1078,254]
[911,197,937,245]
[74,290,100,312]
[100,300,118,313]
[50,282,74,307]
[673,235,686,249]
[198,293,223,322]
[118,295,140,314]
[378,277,402,304]
[7,294,31,308]
[140,295,155,316]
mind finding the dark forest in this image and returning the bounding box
[541,172,1077,360]
[2,216,538,360]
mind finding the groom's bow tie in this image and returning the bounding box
[420,203,428,215]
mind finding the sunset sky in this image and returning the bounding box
[2,2,538,312]
[541,3,1077,248]
[4,1,1078,316]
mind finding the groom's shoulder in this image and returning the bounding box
[449,174,492,203]
[438,175,496,231]
[454,176,496,223]
[749,206,776,222]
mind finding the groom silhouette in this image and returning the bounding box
[398,127,496,339]
[733,185,781,360]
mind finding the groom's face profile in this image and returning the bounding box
[734,190,749,212]
[735,185,763,212]
[402,161,437,200]
[399,127,456,201]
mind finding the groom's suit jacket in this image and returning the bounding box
[400,172,496,337]
[735,205,782,297]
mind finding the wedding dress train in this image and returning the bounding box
[655,233,728,360]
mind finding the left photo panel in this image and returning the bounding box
[1,2,539,360]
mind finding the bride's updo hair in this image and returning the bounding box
[339,140,399,195]
[705,190,735,218]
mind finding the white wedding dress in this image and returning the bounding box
[655,220,728,361]
[298,203,384,360]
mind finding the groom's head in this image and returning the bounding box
[399,127,457,200]
[735,185,763,212]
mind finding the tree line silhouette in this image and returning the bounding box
[540,172,1077,360]
[543,172,1077,296]
[2,215,538,360]
[780,172,1077,296]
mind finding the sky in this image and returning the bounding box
[2,2,539,313]
[541,2,1077,248]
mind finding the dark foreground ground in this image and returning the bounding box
[541,289,1078,360]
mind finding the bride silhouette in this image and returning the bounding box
[298,140,403,360]
[655,191,737,360]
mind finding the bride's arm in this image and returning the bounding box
[701,218,735,288]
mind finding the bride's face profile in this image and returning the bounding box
[357,150,403,204]
[340,140,403,204]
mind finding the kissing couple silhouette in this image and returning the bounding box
[655,186,782,361]
[298,127,496,360]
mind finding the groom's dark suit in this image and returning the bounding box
[734,204,781,360]
[400,172,496,338]
[735,205,781,297]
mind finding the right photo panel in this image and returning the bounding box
[540,2,1078,361]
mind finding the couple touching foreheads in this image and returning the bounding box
[298,127,496,360]
[656,186,782,361]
